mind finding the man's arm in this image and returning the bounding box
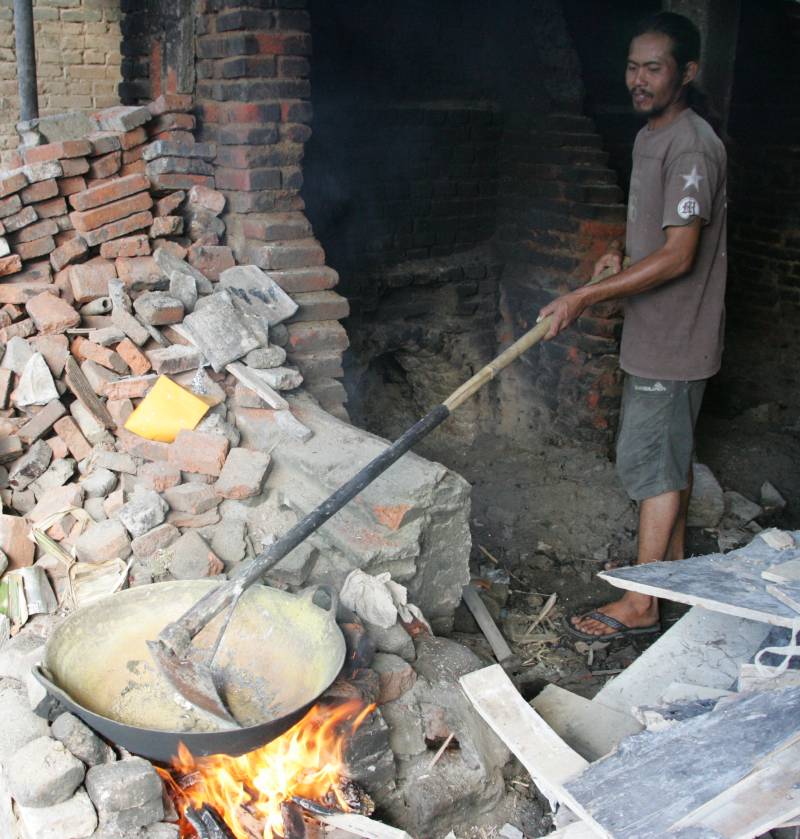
[538,219,703,340]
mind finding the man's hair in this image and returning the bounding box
[632,11,717,129]
[632,11,701,72]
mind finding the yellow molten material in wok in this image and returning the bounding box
[43,580,346,733]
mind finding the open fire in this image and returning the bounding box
[159,700,376,839]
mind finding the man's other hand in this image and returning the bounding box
[593,250,623,277]
[537,291,586,340]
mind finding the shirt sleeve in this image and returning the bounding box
[662,151,720,228]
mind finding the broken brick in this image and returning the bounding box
[71,337,129,374]
[149,216,183,237]
[215,447,270,499]
[137,461,181,493]
[102,375,156,400]
[26,291,80,334]
[50,236,89,272]
[187,184,226,215]
[132,292,183,325]
[29,333,69,376]
[168,429,229,476]
[186,245,235,281]
[153,191,185,217]
[0,254,22,276]
[53,416,93,461]
[0,514,35,569]
[116,338,151,375]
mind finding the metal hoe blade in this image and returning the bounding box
[146,639,240,729]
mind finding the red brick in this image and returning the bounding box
[148,173,213,191]
[120,161,147,177]
[59,158,89,178]
[0,283,51,304]
[187,245,234,280]
[0,514,34,569]
[267,266,339,294]
[45,435,69,460]
[25,290,79,333]
[103,375,156,400]
[53,415,92,461]
[289,291,350,323]
[116,337,151,375]
[71,336,129,373]
[29,333,69,376]
[33,196,67,219]
[215,167,280,191]
[0,254,22,276]
[286,321,349,353]
[69,256,116,302]
[0,172,28,198]
[106,397,133,427]
[122,145,144,165]
[0,194,22,220]
[114,255,161,289]
[119,127,148,151]
[50,235,88,271]
[117,428,169,461]
[147,94,193,116]
[99,234,150,258]
[23,140,92,165]
[69,190,152,233]
[14,235,55,261]
[82,211,154,247]
[58,176,87,197]
[168,429,229,476]
[8,218,58,244]
[88,151,122,180]
[53,229,79,246]
[86,132,121,155]
[4,206,38,233]
[69,173,151,212]
[147,113,196,135]
[20,179,58,205]
[149,215,182,237]
[153,191,185,217]
[187,185,225,215]
[0,317,34,341]
[147,130,195,145]
[152,239,187,259]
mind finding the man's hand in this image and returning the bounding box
[592,250,622,278]
[537,291,587,340]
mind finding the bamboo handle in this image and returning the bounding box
[443,265,620,412]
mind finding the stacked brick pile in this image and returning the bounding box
[0,100,318,596]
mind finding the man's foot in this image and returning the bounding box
[568,593,659,638]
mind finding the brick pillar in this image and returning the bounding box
[195,1,350,418]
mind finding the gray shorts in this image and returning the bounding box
[616,375,707,502]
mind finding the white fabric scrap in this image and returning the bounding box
[340,570,398,628]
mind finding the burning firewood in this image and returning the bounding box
[185,804,236,839]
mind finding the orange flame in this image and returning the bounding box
[159,701,375,839]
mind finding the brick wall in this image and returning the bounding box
[0,0,121,166]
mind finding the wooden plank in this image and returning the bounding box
[459,665,610,836]
[564,686,800,839]
[599,531,800,628]
[593,607,770,715]
[532,684,643,762]
[63,355,115,429]
[668,736,800,836]
[320,812,414,839]
[227,361,290,410]
[461,584,514,662]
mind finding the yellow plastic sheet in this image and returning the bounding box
[124,375,209,443]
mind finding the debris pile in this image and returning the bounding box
[0,98,312,626]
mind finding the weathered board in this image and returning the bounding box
[599,531,800,628]
[564,686,800,839]
[593,607,770,714]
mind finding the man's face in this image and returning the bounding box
[626,32,690,118]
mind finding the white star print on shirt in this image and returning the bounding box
[680,164,704,191]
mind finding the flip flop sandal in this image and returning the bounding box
[563,609,661,642]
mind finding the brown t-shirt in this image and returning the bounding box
[621,108,727,380]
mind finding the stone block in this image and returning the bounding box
[16,789,98,839]
[167,530,223,580]
[162,483,219,514]
[168,273,197,313]
[168,429,229,476]
[373,653,417,704]
[145,345,200,374]
[244,345,286,369]
[133,291,183,325]
[25,290,79,334]
[181,289,260,371]
[91,449,137,475]
[2,335,34,373]
[94,106,152,133]
[75,518,131,563]
[149,215,183,237]
[117,488,168,538]
[215,447,270,500]
[219,263,298,330]
[15,352,59,406]
[51,711,114,767]
[6,735,85,807]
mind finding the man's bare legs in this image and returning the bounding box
[571,475,692,636]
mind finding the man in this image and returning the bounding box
[538,12,727,639]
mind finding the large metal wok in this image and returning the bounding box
[33,580,345,763]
